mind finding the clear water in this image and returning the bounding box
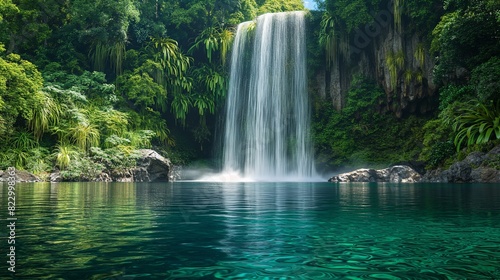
[1,182,500,279]
[222,12,316,180]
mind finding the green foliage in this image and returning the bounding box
[11,130,38,151]
[68,119,100,152]
[313,76,426,170]
[470,57,500,102]
[451,100,500,150]
[53,143,79,170]
[29,91,61,139]
[44,70,116,106]
[123,130,155,149]
[119,71,167,108]
[406,0,443,35]
[91,42,126,76]
[426,141,455,169]
[60,156,105,181]
[189,27,234,64]
[0,0,19,23]
[68,0,139,76]
[386,50,405,89]
[6,130,38,168]
[90,146,139,174]
[0,147,51,172]
[431,1,500,84]
[258,0,305,14]
[24,147,51,174]
[0,0,53,54]
[89,108,129,138]
[319,11,337,66]
[0,49,43,137]
[191,64,227,109]
[419,115,455,168]
[323,0,378,32]
[438,84,474,111]
[171,92,191,121]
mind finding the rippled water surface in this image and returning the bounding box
[1,182,500,279]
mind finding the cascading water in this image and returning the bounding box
[221,11,316,181]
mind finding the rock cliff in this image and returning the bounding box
[312,11,437,117]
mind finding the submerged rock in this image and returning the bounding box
[422,145,500,183]
[328,165,422,183]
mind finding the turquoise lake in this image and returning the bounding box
[1,182,500,279]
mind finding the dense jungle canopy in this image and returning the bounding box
[0,0,498,178]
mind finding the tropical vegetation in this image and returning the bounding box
[0,0,499,177]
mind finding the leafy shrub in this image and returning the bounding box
[438,84,474,111]
[451,100,500,150]
[90,147,139,173]
[419,114,455,167]
[426,141,455,169]
[60,157,105,181]
[470,57,500,102]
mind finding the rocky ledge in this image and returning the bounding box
[1,149,173,183]
[82,148,173,182]
[421,146,500,183]
[328,165,422,183]
[0,169,41,183]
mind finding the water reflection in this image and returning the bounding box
[1,182,499,279]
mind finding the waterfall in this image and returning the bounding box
[221,11,316,181]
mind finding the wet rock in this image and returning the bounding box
[329,165,421,183]
[94,149,172,182]
[132,149,172,182]
[49,171,62,182]
[422,145,500,183]
[0,169,41,183]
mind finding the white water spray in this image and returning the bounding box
[215,12,317,182]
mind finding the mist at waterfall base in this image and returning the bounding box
[198,12,321,182]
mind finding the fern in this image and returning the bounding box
[452,100,500,151]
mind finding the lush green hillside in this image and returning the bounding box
[309,0,499,172]
[0,0,498,178]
